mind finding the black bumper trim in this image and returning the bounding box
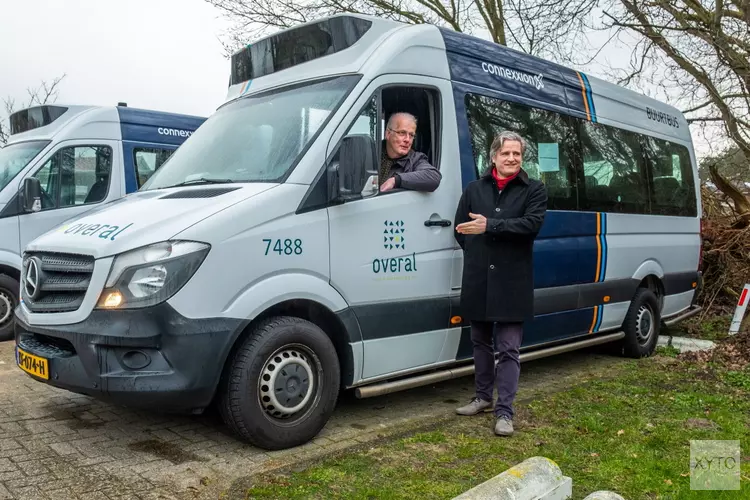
[14,303,245,413]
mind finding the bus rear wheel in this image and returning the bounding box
[0,274,19,342]
[219,316,340,450]
[621,288,660,358]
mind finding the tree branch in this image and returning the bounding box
[682,93,750,114]
[687,116,728,123]
[617,0,750,157]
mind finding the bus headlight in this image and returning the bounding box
[97,241,210,309]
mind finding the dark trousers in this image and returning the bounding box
[471,320,523,419]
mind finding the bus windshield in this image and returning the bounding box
[141,75,359,190]
[0,140,49,192]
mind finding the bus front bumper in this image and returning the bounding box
[13,304,243,413]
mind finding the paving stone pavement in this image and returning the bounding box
[0,340,629,499]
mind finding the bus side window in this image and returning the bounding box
[578,121,650,214]
[79,147,112,205]
[134,148,175,188]
[644,137,697,217]
[463,92,577,211]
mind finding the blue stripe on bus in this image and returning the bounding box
[595,305,604,332]
[589,306,599,333]
[580,73,597,123]
[598,213,608,282]
[575,72,592,121]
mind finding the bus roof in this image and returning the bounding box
[6,104,206,147]
[225,14,691,145]
[224,14,406,102]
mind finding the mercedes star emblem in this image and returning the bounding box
[25,258,40,300]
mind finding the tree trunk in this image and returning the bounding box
[709,163,750,228]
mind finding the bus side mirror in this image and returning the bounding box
[22,178,42,213]
[334,134,378,201]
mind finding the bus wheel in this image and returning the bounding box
[0,274,19,342]
[219,316,340,450]
[621,288,660,358]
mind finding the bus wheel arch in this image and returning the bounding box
[216,299,352,450]
[640,274,665,311]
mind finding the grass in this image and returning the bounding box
[663,314,734,341]
[655,345,680,358]
[239,355,750,500]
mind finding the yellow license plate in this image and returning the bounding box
[16,348,49,380]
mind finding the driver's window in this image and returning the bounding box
[33,155,60,210]
[60,146,112,207]
[32,145,112,210]
[335,95,379,198]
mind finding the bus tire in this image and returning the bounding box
[621,288,660,358]
[219,316,340,450]
[0,274,19,342]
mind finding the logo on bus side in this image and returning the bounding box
[373,220,417,276]
[481,62,545,90]
[59,222,134,241]
[157,127,194,138]
[646,106,680,129]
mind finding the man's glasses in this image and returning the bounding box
[388,128,415,140]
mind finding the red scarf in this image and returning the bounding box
[492,168,519,190]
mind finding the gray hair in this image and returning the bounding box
[387,112,418,130]
[489,131,527,162]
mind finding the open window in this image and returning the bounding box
[330,85,441,201]
[381,86,440,167]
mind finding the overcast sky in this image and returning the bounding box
[0,0,715,158]
[0,0,644,121]
[0,0,231,118]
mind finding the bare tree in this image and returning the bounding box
[0,75,66,146]
[206,0,598,62]
[596,0,750,224]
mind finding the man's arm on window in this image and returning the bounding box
[394,152,441,192]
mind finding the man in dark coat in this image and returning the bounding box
[378,112,441,193]
[453,130,548,436]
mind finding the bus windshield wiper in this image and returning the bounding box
[165,177,234,188]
